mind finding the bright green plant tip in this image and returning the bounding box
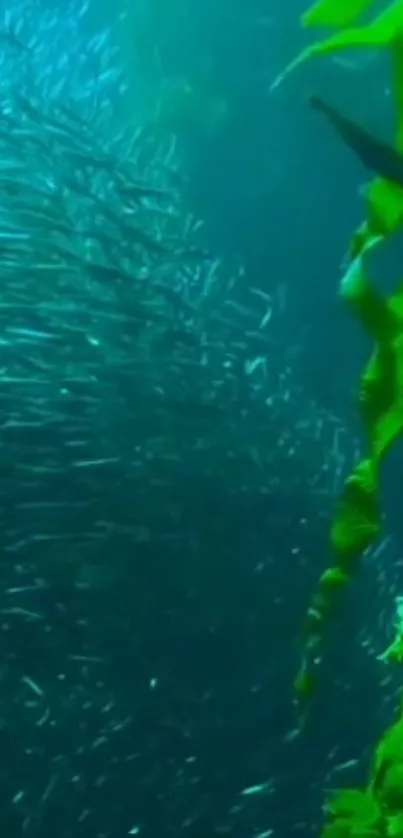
[302,23,391,54]
[270,28,383,92]
[271,1,403,93]
[302,0,378,29]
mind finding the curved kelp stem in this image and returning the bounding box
[274,0,403,714]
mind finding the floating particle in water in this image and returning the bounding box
[240,780,274,797]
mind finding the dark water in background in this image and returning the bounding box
[2,0,403,837]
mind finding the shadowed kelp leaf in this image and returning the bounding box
[325,789,381,826]
[387,814,403,838]
[330,459,380,560]
[379,764,403,810]
[322,820,352,838]
[359,348,395,430]
[309,95,403,188]
[373,720,403,781]
[339,255,393,343]
[371,402,403,460]
[322,822,380,838]
[339,254,403,459]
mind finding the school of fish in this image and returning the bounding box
[0,0,379,836]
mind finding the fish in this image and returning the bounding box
[0,15,367,838]
[309,94,403,189]
[0,24,30,51]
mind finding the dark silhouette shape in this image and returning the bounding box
[310,94,403,188]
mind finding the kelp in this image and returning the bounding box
[302,0,377,28]
[295,256,403,700]
[379,597,403,663]
[271,1,403,92]
[316,712,403,838]
[276,0,403,710]
[280,3,403,835]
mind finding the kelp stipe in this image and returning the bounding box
[273,0,403,711]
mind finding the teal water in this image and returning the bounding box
[0,1,400,836]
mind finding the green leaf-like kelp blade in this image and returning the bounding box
[366,179,403,236]
[330,459,380,560]
[374,719,403,780]
[326,789,380,826]
[387,814,403,838]
[302,0,378,29]
[271,0,403,92]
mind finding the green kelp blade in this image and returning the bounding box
[387,814,403,838]
[325,789,381,826]
[321,821,352,838]
[331,459,380,560]
[340,254,393,341]
[366,178,403,236]
[371,406,403,461]
[271,0,403,93]
[331,508,380,560]
[373,719,403,781]
[302,0,378,29]
[348,221,381,260]
[388,286,403,322]
[270,29,385,93]
[318,566,350,593]
[360,349,396,436]
[380,763,403,810]
[294,660,317,700]
[379,636,403,664]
